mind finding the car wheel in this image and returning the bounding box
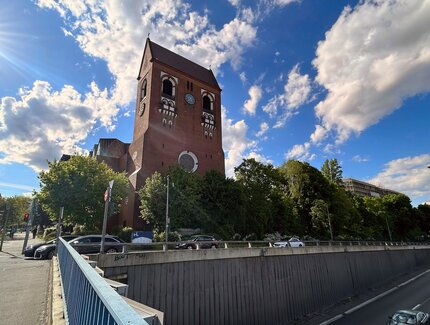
[299,244,302,247]
[187,245,193,250]
[211,244,217,249]
[106,248,118,253]
[47,250,55,259]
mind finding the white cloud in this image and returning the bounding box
[263,64,311,128]
[272,0,300,6]
[246,151,273,165]
[221,106,255,177]
[352,155,369,163]
[239,72,247,84]
[0,1,258,170]
[285,142,315,161]
[310,124,328,144]
[35,0,257,107]
[256,122,269,137]
[243,85,263,115]
[285,64,311,109]
[0,81,116,171]
[313,0,430,144]
[229,0,241,7]
[368,154,430,199]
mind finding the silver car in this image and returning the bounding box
[273,237,305,248]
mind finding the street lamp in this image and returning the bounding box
[100,180,114,253]
[165,175,170,251]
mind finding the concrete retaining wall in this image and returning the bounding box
[93,246,430,325]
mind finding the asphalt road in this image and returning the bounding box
[0,232,50,325]
[327,269,430,325]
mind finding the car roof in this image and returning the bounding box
[395,310,420,315]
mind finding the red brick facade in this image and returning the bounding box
[93,38,225,230]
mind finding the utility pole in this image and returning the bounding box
[385,214,393,241]
[165,175,170,251]
[55,207,64,254]
[326,205,333,241]
[0,203,10,251]
[100,180,114,253]
[22,200,36,254]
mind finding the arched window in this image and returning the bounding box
[202,95,211,111]
[141,79,147,100]
[162,79,173,97]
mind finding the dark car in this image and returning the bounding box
[388,310,429,325]
[69,235,126,254]
[24,239,54,257]
[33,235,80,259]
[175,235,218,250]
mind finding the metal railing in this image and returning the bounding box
[57,238,148,325]
[123,239,430,252]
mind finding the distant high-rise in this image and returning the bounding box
[343,178,401,197]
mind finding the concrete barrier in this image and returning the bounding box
[90,245,430,325]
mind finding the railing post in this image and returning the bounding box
[248,242,252,248]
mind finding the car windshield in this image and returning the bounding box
[392,312,417,324]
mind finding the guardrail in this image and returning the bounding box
[57,238,148,325]
[124,240,430,252]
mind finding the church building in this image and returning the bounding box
[90,38,225,230]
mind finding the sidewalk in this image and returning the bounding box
[0,232,51,325]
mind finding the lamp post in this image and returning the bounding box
[326,205,334,241]
[165,175,170,251]
[100,180,114,253]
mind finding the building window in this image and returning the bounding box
[162,79,173,97]
[178,151,199,173]
[202,93,214,111]
[190,82,193,91]
[141,79,147,100]
[187,81,190,90]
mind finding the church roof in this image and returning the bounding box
[139,38,220,90]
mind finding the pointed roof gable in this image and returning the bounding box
[138,38,220,90]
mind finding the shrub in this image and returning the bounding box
[111,226,134,243]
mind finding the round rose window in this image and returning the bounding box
[178,151,198,173]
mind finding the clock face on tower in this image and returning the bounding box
[184,93,195,105]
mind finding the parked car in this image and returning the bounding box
[388,310,429,325]
[33,235,80,259]
[273,237,305,248]
[175,235,218,249]
[69,235,126,254]
[24,239,54,257]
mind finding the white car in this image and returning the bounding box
[273,237,305,248]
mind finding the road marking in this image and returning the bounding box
[412,304,421,310]
[318,268,430,325]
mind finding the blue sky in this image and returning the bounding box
[0,0,429,206]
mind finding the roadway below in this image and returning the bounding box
[0,232,50,325]
[318,268,430,325]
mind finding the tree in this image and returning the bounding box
[0,195,31,228]
[36,155,129,230]
[310,199,331,239]
[200,170,246,239]
[235,159,284,238]
[138,166,203,232]
[278,160,332,235]
[321,159,343,186]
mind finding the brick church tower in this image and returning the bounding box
[94,38,225,230]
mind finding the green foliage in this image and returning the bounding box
[136,157,427,241]
[0,195,31,228]
[154,230,182,242]
[321,159,343,186]
[36,155,129,231]
[111,226,134,243]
